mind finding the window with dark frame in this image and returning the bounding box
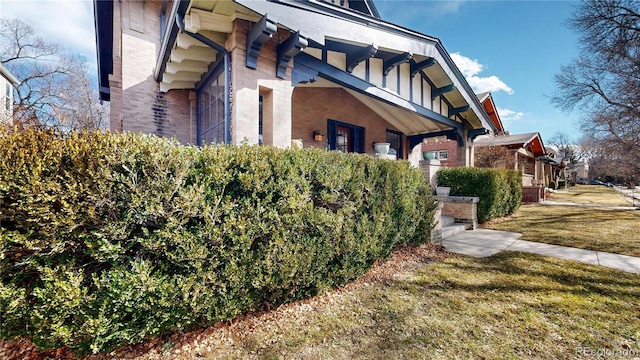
[258,95,263,145]
[197,63,226,145]
[386,129,403,159]
[327,120,364,153]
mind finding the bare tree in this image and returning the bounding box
[548,132,583,164]
[0,17,107,130]
[54,62,110,130]
[552,0,640,177]
[475,146,515,169]
[580,133,638,185]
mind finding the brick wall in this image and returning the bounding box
[110,0,194,144]
[291,87,403,155]
[523,186,545,203]
[421,137,459,167]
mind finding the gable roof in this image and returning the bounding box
[474,132,546,157]
[476,92,490,102]
[234,0,496,132]
[0,63,19,86]
[476,92,503,133]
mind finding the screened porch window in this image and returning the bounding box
[197,63,226,145]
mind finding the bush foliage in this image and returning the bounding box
[437,167,522,223]
[0,129,436,354]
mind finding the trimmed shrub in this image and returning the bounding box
[437,167,522,223]
[0,129,437,354]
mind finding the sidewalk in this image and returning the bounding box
[442,229,640,274]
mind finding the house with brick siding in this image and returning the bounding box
[420,91,505,167]
[94,0,498,161]
[473,132,548,186]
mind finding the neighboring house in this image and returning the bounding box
[94,0,497,162]
[538,147,565,188]
[473,132,547,186]
[421,91,504,167]
[0,63,19,126]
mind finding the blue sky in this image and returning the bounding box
[1,0,582,143]
[376,0,583,142]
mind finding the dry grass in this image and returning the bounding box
[484,206,640,257]
[548,185,631,206]
[113,253,640,359]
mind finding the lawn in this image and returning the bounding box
[4,247,640,359]
[484,190,640,257]
[70,247,639,359]
[548,184,631,206]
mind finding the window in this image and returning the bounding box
[5,84,10,111]
[258,95,263,145]
[197,62,227,145]
[327,120,365,153]
[336,125,350,152]
[386,129,403,158]
[438,150,448,160]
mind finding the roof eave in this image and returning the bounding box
[0,63,19,86]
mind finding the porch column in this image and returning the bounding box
[259,80,293,147]
[228,19,294,147]
[456,129,470,167]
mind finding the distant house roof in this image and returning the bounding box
[476,92,490,102]
[0,63,19,86]
[474,132,546,157]
[475,91,503,133]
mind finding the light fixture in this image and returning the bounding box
[313,130,324,142]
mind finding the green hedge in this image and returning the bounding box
[437,167,522,223]
[0,129,437,354]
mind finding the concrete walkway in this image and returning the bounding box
[443,229,640,274]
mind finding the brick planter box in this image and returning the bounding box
[437,195,479,230]
[523,185,545,203]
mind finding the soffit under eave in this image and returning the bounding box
[296,78,449,135]
[159,1,262,92]
[345,89,451,135]
[481,94,504,132]
[524,135,546,157]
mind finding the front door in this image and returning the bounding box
[327,120,365,153]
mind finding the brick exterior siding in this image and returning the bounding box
[291,87,405,156]
[228,20,293,147]
[420,137,460,167]
[109,0,194,144]
[523,186,545,203]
